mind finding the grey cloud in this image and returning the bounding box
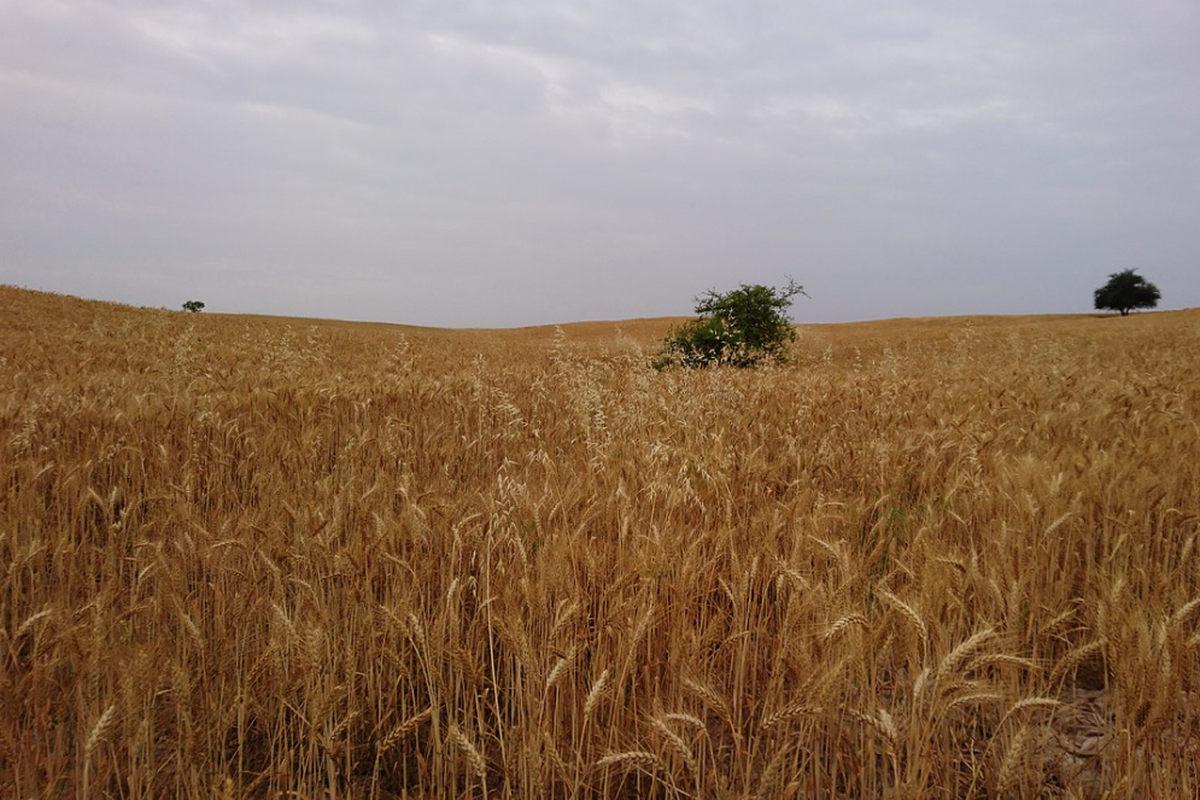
[2,0,1197,326]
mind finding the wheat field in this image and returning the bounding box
[2,285,1198,799]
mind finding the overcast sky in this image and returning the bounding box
[2,1,1197,327]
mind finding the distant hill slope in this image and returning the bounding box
[3,284,1195,347]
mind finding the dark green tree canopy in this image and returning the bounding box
[182,300,206,313]
[1093,269,1160,316]
[654,278,807,369]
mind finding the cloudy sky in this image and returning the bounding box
[2,1,1197,326]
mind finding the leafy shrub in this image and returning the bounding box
[654,279,807,369]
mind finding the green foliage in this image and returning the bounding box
[654,278,807,369]
[1094,269,1160,316]
[182,300,206,313]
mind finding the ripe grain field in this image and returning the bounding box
[2,286,1199,799]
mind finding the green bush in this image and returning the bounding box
[654,279,807,369]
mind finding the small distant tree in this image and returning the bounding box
[1093,269,1160,316]
[182,300,206,313]
[654,278,808,369]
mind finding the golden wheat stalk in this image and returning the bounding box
[81,703,118,799]
[935,626,996,683]
[877,589,929,651]
[85,704,118,760]
[761,703,819,730]
[1050,640,1106,685]
[823,613,869,641]
[659,712,707,733]
[683,678,733,724]
[584,669,610,719]
[966,653,1042,673]
[650,716,697,773]
[380,707,433,753]
[448,725,487,782]
[596,750,665,772]
[995,724,1031,792]
[1168,596,1200,634]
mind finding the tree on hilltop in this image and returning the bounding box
[1093,270,1160,316]
[182,300,206,313]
